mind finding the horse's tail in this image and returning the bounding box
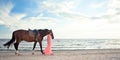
[3,32,15,48]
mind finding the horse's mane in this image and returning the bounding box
[38,29,49,31]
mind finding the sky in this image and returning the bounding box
[0,0,120,39]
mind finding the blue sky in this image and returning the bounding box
[0,0,120,39]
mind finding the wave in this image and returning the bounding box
[0,39,120,51]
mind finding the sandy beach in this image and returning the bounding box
[0,49,120,60]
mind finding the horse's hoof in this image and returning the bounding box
[42,53,45,55]
[17,54,21,56]
[15,52,17,55]
[32,52,34,55]
[15,53,20,56]
[15,52,21,56]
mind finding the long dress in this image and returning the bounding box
[44,34,53,55]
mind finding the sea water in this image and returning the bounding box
[0,39,120,51]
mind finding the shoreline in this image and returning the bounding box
[0,48,120,51]
[0,49,120,60]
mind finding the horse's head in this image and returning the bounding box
[38,29,54,39]
[48,29,54,39]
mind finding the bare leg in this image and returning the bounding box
[32,42,37,55]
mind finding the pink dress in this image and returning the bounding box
[44,34,53,55]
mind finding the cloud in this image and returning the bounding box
[1,0,120,39]
[0,20,4,25]
[0,1,13,17]
[0,1,57,31]
[0,1,26,25]
[42,0,80,15]
[107,0,120,15]
[41,0,120,38]
[90,2,106,9]
[55,17,120,38]
[14,17,57,30]
[93,0,120,23]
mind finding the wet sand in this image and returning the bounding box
[0,49,120,60]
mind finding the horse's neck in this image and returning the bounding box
[42,33,48,37]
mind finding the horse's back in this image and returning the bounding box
[13,29,36,42]
[14,29,28,36]
[14,29,27,32]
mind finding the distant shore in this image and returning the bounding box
[0,49,120,60]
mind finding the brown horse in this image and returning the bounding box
[3,29,54,55]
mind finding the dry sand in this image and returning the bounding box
[0,49,120,60]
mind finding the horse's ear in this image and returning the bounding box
[48,29,52,33]
[50,29,52,31]
[50,29,53,32]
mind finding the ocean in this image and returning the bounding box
[0,39,120,51]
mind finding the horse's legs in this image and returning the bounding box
[14,41,20,55]
[39,41,44,54]
[14,43,19,50]
[32,42,37,55]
